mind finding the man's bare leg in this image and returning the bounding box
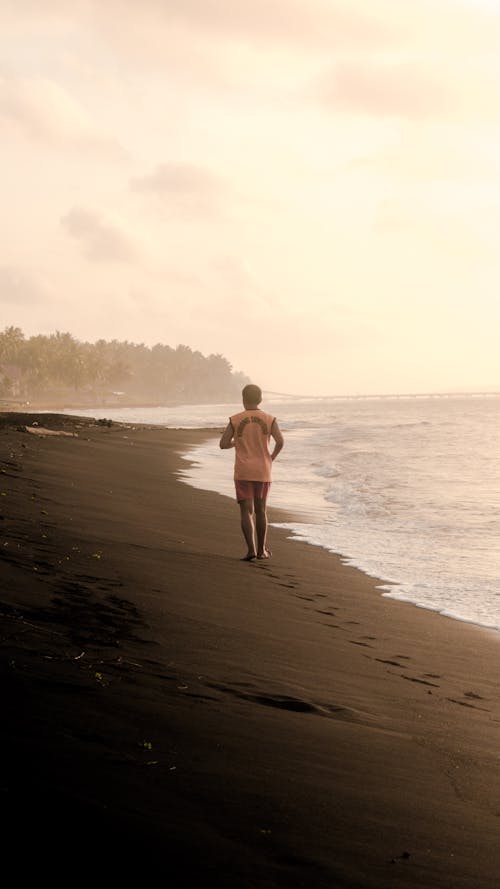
[254,497,271,559]
[239,499,256,560]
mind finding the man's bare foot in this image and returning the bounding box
[257,548,272,559]
[241,552,256,561]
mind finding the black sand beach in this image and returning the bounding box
[2,412,500,887]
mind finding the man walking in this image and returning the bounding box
[220,384,284,560]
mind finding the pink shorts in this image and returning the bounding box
[235,480,271,502]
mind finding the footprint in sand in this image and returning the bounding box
[401,675,440,688]
[375,658,405,668]
[447,697,490,712]
[210,682,317,714]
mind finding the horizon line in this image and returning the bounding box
[263,389,500,400]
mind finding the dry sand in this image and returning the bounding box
[1,412,500,887]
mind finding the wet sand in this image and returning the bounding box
[1,412,500,887]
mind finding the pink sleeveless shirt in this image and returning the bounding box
[230,409,276,482]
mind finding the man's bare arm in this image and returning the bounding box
[219,422,235,449]
[270,419,284,461]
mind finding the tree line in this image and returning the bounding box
[0,326,249,405]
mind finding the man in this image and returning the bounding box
[220,383,284,561]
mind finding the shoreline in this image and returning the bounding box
[0,398,239,413]
[2,412,500,886]
[178,432,500,642]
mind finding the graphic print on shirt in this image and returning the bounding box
[236,415,269,437]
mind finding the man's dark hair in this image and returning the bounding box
[242,383,262,405]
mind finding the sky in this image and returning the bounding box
[2,0,500,397]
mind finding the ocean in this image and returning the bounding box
[63,395,500,633]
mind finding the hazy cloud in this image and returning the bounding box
[0,73,125,156]
[0,0,398,52]
[315,60,455,119]
[61,208,139,263]
[0,267,47,305]
[209,254,274,308]
[372,196,498,264]
[345,139,500,183]
[373,197,416,233]
[131,163,228,215]
[142,0,396,49]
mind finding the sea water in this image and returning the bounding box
[63,395,500,632]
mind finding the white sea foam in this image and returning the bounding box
[63,394,500,633]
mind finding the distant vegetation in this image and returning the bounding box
[0,326,249,406]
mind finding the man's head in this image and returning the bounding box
[242,383,262,409]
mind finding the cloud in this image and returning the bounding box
[0,0,398,53]
[315,60,456,119]
[208,254,274,309]
[371,196,498,264]
[131,163,228,215]
[0,266,47,304]
[345,137,500,183]
[61,208,139,263]
[0,73,125,156]
[145,0,397,50]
